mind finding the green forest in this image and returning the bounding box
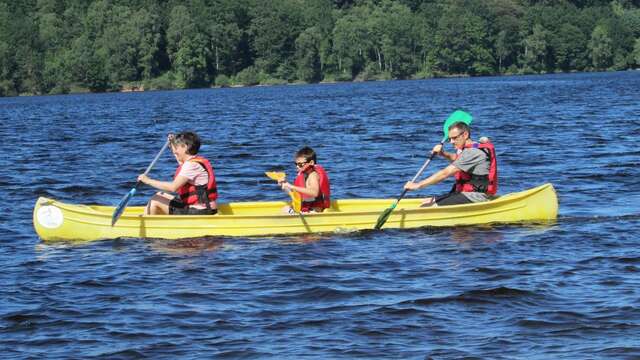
[1,0,640,96]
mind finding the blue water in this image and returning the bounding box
[1,71,639,359]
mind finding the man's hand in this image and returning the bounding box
[404,181,422,191]
[137,174,150,184]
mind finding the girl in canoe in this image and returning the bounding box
[279,146,331,214]
[138,131,218,215]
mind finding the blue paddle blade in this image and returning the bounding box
[111,188,137,226]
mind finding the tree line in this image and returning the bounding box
[1,0,640,96]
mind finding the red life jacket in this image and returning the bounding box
[174,156,218,207]
[293,164,331,212]
[454,141,498,195]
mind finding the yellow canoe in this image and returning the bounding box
[33,183,558,242]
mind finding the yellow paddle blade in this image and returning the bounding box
[265,171,301,213]
[265,171,286,182]
[290,191,302,213]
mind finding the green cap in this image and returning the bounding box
[442,110,473,141]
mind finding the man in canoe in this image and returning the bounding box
[403,121,498,206]
[137,131,218,215]
[278,146,331,213]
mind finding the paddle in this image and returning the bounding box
[373,110,473,230]
[265,171,302,213]
[111,139,171,226]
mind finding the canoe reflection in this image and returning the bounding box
[150,237,224,254]
[449,227,503,244]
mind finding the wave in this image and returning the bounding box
[594,346,640,357]
[261,285,405,304]
[399,286,542,307]
[87,349,147,359]
[559,213,640,223]
[577,255,640,265]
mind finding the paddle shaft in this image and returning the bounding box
[132,139,171,190]
[142,140,171,178]
[392,141,443,206]
[111,139,170,226]
[373,145,442,230]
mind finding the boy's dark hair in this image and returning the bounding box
[448,122,471,137]
[172,131,201,155]
[296,146,317,163]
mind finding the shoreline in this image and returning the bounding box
[6,68,634,98]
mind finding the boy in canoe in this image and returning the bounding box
[403,120,498,206]
[278,146,331,213]
[137,131,218,215]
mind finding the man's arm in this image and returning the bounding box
[432,144,456,162]
[405,164,459,190]
[439,150,457,162]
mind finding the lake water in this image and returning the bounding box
[1,71,639,359]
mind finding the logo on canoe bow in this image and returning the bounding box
[37,205,63,229]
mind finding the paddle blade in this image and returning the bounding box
[442,110,473,142]
[290,191,302,213]
[374,203,397,230]
[265,171,286,182]
[111,188,136,226]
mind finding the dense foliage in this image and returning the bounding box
[1,0,639,95]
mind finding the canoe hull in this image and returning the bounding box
[33,183,558,242]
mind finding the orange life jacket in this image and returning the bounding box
[453,141,498,195]
[174,156,218,207]
[293,164,331,212]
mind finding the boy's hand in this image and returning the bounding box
[281,182,292,191]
